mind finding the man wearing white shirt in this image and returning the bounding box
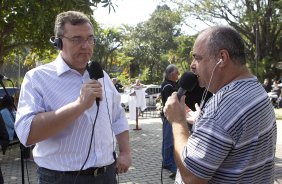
[15,11,131,184]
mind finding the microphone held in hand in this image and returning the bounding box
[87,61,104,106]
[87,61,104,80]
[177,71,198,100]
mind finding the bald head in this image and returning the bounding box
[199,26,246,65]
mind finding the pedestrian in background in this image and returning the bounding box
[160,64,179,179]
[262,78,272,93]
[112,78,124,93]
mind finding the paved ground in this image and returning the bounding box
[0,117,281,184]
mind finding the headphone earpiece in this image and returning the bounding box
[216,59,223,65]
[53,38,63,50]
[50,36,63,50]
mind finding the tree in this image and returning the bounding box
[93,27,123,72]
[166,35,195,72]
[164,0,282,80]
[124,4,182,83]
[0,0,114,68]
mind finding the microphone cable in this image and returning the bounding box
[103,77,119,183]
[2,79,32,184]
[74,102,100,184]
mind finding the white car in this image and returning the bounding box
[120,85,161,111]
[144,85,161,107]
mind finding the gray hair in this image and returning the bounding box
[204,26,246,65]
[54,11,93,37]
[164,64,177,81]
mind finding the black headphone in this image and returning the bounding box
[50,36,63,50]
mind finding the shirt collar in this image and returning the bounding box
[55,53,72,76]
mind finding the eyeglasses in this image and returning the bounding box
[61,35,96,45]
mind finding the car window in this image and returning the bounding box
[145,87,161,95]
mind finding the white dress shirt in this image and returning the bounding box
[15,54,128,171]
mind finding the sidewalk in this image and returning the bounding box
[0,117,281,184]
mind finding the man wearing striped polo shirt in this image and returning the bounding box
[163,26,276,184]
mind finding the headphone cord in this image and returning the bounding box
[103,77,119,182]
[74,104,100,184]
[200,63,218,109]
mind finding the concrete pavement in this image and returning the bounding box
[0,117,281,184]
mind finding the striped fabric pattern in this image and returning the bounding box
[15,54,128,171]
[177,77,277,184]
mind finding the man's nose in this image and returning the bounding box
[81,42,88,48]
[190,59,196,70]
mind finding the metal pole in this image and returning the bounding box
[18,56,20,88]
[133,107,141,130]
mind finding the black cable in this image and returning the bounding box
[103,77,119,182]
[0,78,30,184]
[1,79,17,111]
[74,77,117,184]
[74,104,100,184]
[25,159,30,184]
[11,81,32,184]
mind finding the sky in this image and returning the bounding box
[93,0,209,35]
[93,0,161,27]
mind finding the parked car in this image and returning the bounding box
[0,87,20,99]
[144,85,161,107]
[120,85,161,111]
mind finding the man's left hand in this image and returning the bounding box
[116,152,131,174]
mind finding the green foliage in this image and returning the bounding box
[167,35,195,73]
[124,4,183,84]
[92,27,125,72]
[165,0,282,81]
[0,0,113,67]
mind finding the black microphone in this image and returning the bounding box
[87,61,104,106]
[177,71,198,100]
[0,74,10,81]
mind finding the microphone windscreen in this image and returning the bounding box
[178,71,198,92]
[87,61,104,80]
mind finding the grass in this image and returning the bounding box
[274,108,282,120]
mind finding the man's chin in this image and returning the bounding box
[78,53,91,59]
[197,78,205,88]
[78,58,91,66]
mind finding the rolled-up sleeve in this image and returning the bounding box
[104,73,129,135]
[15,71,45,146]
